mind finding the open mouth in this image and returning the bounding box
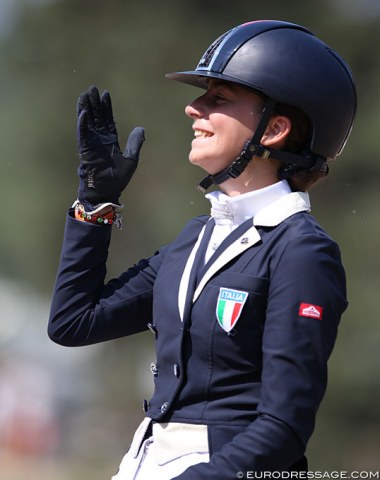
[194,129,213,139]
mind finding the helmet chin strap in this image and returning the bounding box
[196,97,327,193]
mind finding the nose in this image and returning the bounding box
[185,95,204,119]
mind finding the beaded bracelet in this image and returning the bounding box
[74,203,119,227]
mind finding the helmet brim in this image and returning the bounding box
[165,70,266,95]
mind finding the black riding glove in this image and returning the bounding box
[76,85,145,211]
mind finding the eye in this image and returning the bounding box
[212,93,228,103]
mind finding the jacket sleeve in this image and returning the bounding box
[173,230,348,479]
[48,213,164,346]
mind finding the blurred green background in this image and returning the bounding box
[0,0,379,478]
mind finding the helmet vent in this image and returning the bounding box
[197,30,231,69]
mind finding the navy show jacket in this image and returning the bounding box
[48,192,347,479]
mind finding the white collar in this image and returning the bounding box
[253,191,311,227]
[205,180,292,226]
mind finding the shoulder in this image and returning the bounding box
[177,214,210,236]
[164,214,210,253]
[274,212,344,273]
[284,212,340,249]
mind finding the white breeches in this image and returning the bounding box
[111,418,210,480]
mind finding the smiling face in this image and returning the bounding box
[185,80,265,175]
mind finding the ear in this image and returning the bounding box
[261,115,291,148]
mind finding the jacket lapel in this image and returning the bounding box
[178,219,215,322]
[193,220,261,303]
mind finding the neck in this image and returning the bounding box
[219,165,280,197]
[216,155,283,197]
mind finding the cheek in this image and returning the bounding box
[239,112,260,137]
[221,120,254,153]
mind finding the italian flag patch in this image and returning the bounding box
[216,288,249,333]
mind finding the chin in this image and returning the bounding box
[188,155,204,168]
[189,155,226,174]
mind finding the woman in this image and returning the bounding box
[48,20,357,479]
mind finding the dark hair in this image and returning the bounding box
[275,103,328,192]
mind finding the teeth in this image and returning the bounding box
[194,129,212,138]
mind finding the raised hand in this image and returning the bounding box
[76,85,145,211]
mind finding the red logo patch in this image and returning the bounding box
[299,303,323,320]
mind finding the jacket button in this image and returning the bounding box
[173,363,180,378]
[150,362,159,376]
[160,402,169,414]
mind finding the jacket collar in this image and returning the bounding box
[254,191,311,227]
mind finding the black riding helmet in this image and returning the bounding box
[166,20,357,192]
